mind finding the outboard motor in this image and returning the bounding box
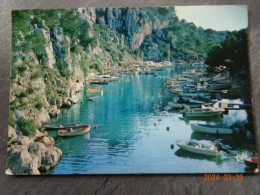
[215,142,231,154]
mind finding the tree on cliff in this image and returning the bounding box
[206,28,249,76]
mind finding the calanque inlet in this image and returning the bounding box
[7,7,254,175]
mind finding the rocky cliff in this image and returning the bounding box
[8,7,227,174]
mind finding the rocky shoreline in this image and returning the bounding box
[6,71,98,175]
[6,126,62,175]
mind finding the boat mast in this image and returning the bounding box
[196,55,199,92]
[181,61,183,76]
[167,43,170,62]
[154,44,156,62]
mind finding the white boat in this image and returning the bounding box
[86,88,103,94]
[175,139,222,157]
[168,102,183,108]
[177,78,194,82]
[171,88,196,94]
[182,105,225,117]
[190,123,233,135]
[103,76,120,81]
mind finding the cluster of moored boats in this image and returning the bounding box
[44,65,258,170]
[164,70,258,169]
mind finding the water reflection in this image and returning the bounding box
[47,69,256,174]
[190,132,233,142]
[224,110,248,126]
[175,149,223,166]
[180,115,224,125]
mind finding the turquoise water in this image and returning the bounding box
[48,68,256,174]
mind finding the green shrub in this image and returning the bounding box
[18,65,27,74]
[35,102,43,110]
[45,87,54,103]
[17,117,36,137]
[31,15,43,28]
[17,102,27,110]
[31,70,42,80]
[27,87,34,94]
[16,91,28,98]
[9,113,15,127]
[9,100,16,111]
[56,58,71,78]
[11,66,18,80]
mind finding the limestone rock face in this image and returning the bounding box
[35,21,56,69]
[11,136,33,147]
[52,27,72,72]
[69,92,79,104]
[7,135,62,175]
[78,8,96,37]
[49,105,61,118]
[7,145,40,175]
[36,109,51,126]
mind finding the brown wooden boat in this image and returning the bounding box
[58,124,91,137]
[90,80,109,84]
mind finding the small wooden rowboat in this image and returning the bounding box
[44,123,84,131]
[175,139,222,157]
[190,123,233,135]
[244,157,259,169]
[58,124,91,137]
[90,80,109,84]
[86,88,103,94]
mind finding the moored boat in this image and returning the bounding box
[168,102,201,109]
[90,80,109,84]
[86,88,103,94]
[175,139,222,157]
[105,76,120,81]
[182,105,225,117]
[244,157,259,169]
[206,82,231,90]
[190,123,233,135]
[171,87,197,94]
[44,123,84,131]
[58,124,91,137]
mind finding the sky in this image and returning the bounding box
[175,5,248,31]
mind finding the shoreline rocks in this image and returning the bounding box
[6,131,62,175]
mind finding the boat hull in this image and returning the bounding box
[244,158,259,169]
[207,83,231,90]
[176,139,221,157]
[191,123,233,135]
[86,88,103,94]
[168,102,201,109]
[58,125,91,137]
[44,123,84,131]
[90,81,109,84]
[186,110,223,117]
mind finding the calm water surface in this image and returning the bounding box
[48,68,256,174]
